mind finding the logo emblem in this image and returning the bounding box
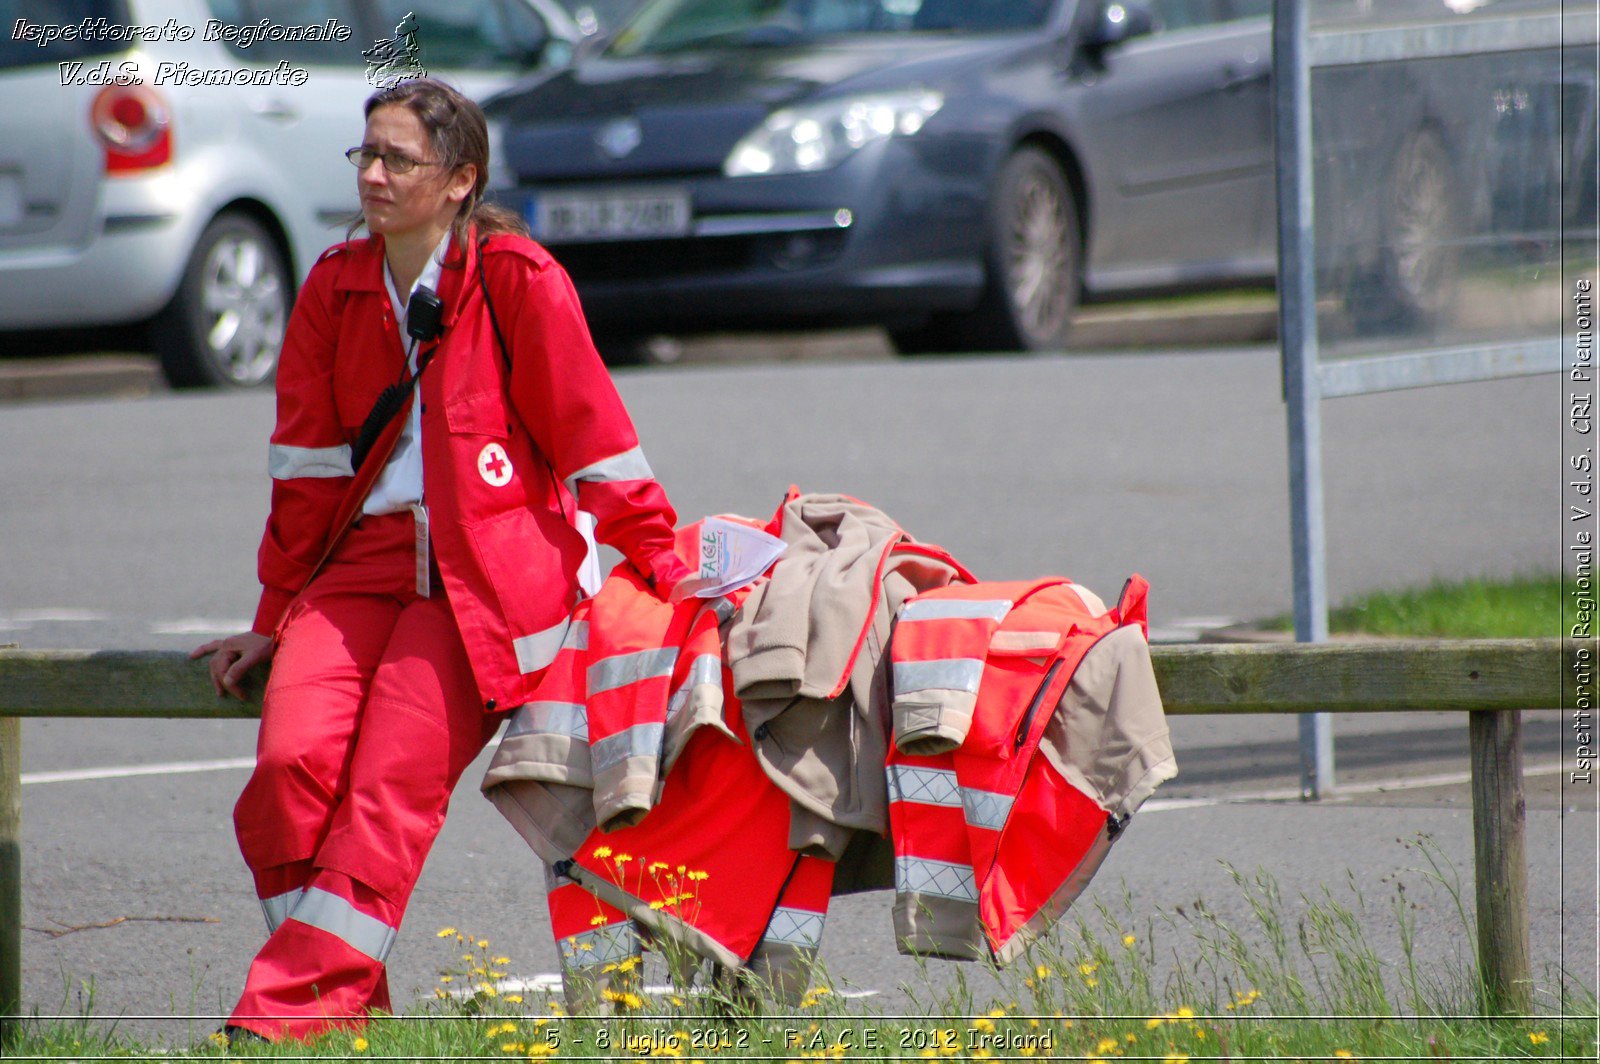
[478,443,513,487]
[597,117,643,160]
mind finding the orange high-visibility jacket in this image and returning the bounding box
[887,576,1176,966]
[255,229,690,711]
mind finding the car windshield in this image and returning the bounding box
[606,0,1057,56]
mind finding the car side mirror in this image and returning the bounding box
[1085,1,1156,50]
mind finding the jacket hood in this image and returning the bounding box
[490,35,1024,180]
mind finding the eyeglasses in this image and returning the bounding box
[345,146,440,175]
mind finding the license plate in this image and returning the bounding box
[531,187,691,244]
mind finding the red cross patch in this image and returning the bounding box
[477,443,513,487]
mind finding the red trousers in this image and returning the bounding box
[229,513,504,1040]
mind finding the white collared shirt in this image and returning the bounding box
[363,230,451,516]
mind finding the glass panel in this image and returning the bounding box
[1307,0,1585,368]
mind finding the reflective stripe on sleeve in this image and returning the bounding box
[588,647,677,696]
[259,888,304,934]
[512,617,573,675]
[893,658,985,696]
[895,856,977,902]
[592,722,664,774]
[562,620,590,652]
[887,764,961,808]
[665,653,721,722]
[289,887,398,962]
[268,443,353,480]
[564,446,654,495]
[506,701,589,741]
[762,906,825,949]
[560,922,641,969]
[961,786,1015,831]
[898,598,1012,622]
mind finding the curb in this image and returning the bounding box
[0,356,160,403]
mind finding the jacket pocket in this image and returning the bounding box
[447,388,511,438]
[464,506,585,674]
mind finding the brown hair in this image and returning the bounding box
[347,77,529,259]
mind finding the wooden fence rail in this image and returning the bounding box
[0,638,1581,1041]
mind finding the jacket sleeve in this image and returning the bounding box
[491,249,691,597]
[252,256,352,635]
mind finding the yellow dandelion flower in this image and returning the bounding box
[1096,1037,1120,1054]
[472,966,489,976]
[937,1042,961,1057]
[506,994,524,1004]
[207,1031,229,1047]
[1529,1032,1550,1046]
[1164,1055,1189,1063]
[1084,977,1098,988]
[602,962,619,973]
[1146,1017,1166,1030]
[618,956,641,973]
[478,983,500,997]
[494,956,512,965]
[440,975,455,983]
[1122,934,1137,947]
[1023,978,1036,990]
[1077,961,1098,975]
[972,1050,993,1060]
[352,1036,370,1053]
[437,927,458,938]
[589,914,609,927]
[501,1042,525,1053]
[1035,964,1052,979]
[592,846,613,858]
[648,861,668,873]
[1192,1027,1207,1041]
[971,1019,995,1033]
[1125,1032,1137,1043]
[676,864,687,874]
[533,1019,549,1027]
[670,995,686,1007]
[1333,1052,1357,1059]
[649,899,666,910]
[1020,1048,1037,1058]
[614,853,633,864]
[688,870,709,881]
[1089,1059,1107,1064]
[989,1006,1007,1017]
[1175,1006,1195,1019]
[477,938,491,948]
[919,1051,937,1059]
[528,1046,557,1059]
[434,988,448,999]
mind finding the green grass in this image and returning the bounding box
[1264,573,1563,638]
[10,838,1595,1061]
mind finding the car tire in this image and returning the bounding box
[891,145,1081,356]
[152,212,290,389]
[1347,129,1460,334]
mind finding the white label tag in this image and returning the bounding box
[412,503,430,598]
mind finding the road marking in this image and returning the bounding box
[20,756,255,786]
[3,608,111,624]
[150,618,253,635]
[1142,760,1569,812]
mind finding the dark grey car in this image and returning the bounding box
[485,0,1277,358]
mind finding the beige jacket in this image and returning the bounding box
[728,493,973,859]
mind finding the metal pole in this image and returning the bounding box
[0,717,20,1049]
[1273,0,1335,798]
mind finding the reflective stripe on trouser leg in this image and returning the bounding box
[548,870,641,1014]
[229,870,402,1041]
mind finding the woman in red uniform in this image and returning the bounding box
[192,78,690,1043]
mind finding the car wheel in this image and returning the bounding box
[153,213,289,388]
[891,146,1080,355]
[1347,129,1460,334]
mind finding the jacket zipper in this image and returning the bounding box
[1013,659,1065,751]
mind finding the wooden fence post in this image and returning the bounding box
[0,716,19,1048]
[1469,708,1531,1015]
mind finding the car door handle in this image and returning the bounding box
[250,99,299,121]
[1221,64,1269,91]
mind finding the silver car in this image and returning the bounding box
[0,0,582,387]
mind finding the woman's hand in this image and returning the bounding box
[190,631,275,700]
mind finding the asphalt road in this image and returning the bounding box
[1,344,1593,1044]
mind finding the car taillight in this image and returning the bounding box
[91,84,172,173]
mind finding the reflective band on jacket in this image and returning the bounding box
[898,598,1012,622]
[259,887,304,934]
[961,786,1014,831]
[561,619,590,652]
[565,446,653,495]
[267,443,353,480]
[512,617,573,675]
[290,887,398,962]
[665,653,721,722]
[895,856,978,902]
[592,722,664,773]
[893,658,985,696]
[888,764,961,808]
[763,906,825,949]
[588,647,677,696]
[506,701,588,741]
[560,922,641,968]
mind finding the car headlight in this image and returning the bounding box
[724,90,944,178]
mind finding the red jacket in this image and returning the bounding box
[255,227,691,711]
